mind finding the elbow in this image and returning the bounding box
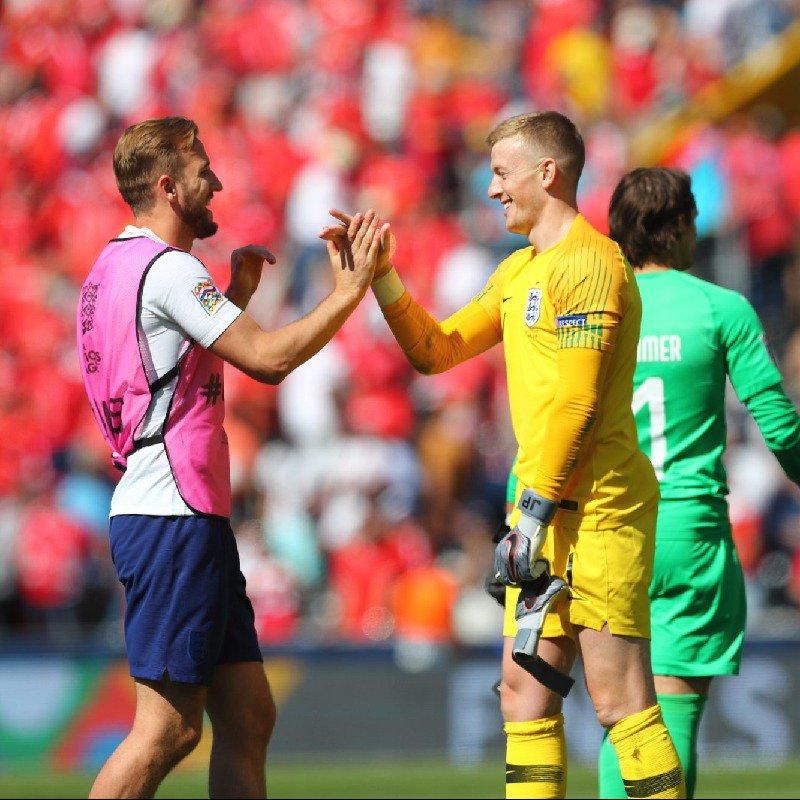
[254,358,292,386]
[261,370,286,386]
[407,332,453,375]
[556,392,598,430]
[413,360,436,376]
[407,346,450,375]
[266,360,293,384]
[251,340,294,385]
[410,357,446,376]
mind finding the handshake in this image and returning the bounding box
[318,208,396,278]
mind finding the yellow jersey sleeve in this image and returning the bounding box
[380,265,503,374]
[548,240,626,352]
[529,241,627,500]
[531,346,609,500]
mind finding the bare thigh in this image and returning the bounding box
[578,625,656,728]
[500,636,577,722]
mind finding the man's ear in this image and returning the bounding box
[540,158,558,190]
[157,174,176,200]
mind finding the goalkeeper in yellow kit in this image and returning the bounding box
[322,112,684,799]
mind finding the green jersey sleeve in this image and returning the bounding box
[717,291,800,483]
[745,386,800,483]
[717,291,782,401]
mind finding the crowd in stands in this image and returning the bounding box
[3,0,800,654]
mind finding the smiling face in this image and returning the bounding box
[173,138,223,240]
[487,134,550,237]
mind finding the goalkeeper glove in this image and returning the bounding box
[484,518,511,605]
[492,488,558,586]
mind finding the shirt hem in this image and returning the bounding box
[197,305,242,349]
[110,507,196,518]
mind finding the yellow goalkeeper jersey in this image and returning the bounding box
[381,214,658,530]
[476,214,657,529]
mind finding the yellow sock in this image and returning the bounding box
[504,714,566,799]
[609,705,686,798]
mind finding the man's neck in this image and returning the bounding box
[133,214,194,252]
[527,198,578,253]
[636,262,671,273]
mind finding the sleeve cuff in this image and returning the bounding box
[372,267,406,307]
[198,303,242,349]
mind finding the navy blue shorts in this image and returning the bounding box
[109,515,262,685]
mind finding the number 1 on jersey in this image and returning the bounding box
[632,377,666,480]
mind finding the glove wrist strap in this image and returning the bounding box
[518,488,558,525]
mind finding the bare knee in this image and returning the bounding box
[580,627,656,729]
[138,716,203,768]
[500,675,562,722]
[214,689,276,752]
[587,664,656,728]
[500,655,565,722]
[591,691,629,729]
[245,691,276,749]
[500,636,574,723]
[172,722,203,761]
[591,683,656,729]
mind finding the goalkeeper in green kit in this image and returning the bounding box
[594,167,800,797]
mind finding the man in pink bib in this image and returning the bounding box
[77,117,387,799]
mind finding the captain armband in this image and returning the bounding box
[555,313,605,350]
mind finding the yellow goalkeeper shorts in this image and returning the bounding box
[502,505,657,640]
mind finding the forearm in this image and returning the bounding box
[746,384,800,483]
[379,288,500,375]
[526,297,620,500]
[529,346,607,500]
[380,291,458,374]
[212,289,360,384]
[261,290,360,377]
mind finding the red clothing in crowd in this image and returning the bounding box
[15,507,90,609]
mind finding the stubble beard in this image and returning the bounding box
[178,194,218,240]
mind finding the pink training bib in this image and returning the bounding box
[78,236,231,517]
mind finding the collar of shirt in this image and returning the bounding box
[119,224,169,246]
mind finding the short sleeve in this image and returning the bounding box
[548,241,625,351]
[717,291,783,402]
[145,251,241,349]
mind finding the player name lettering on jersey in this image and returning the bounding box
[637,334,682,363]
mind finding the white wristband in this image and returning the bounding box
[372,267,405,307]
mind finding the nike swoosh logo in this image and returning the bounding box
[502,296,512,303]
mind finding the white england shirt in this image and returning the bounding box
[109,226,241,516]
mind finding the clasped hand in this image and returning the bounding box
[319,208,396,282]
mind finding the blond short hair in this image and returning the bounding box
[487,111,585,189]
[113,117,198,213]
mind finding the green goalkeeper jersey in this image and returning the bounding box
[634,270,800,516]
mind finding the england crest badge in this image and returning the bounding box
[524,288,542,327]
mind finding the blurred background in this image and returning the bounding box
[3,0,800,796]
